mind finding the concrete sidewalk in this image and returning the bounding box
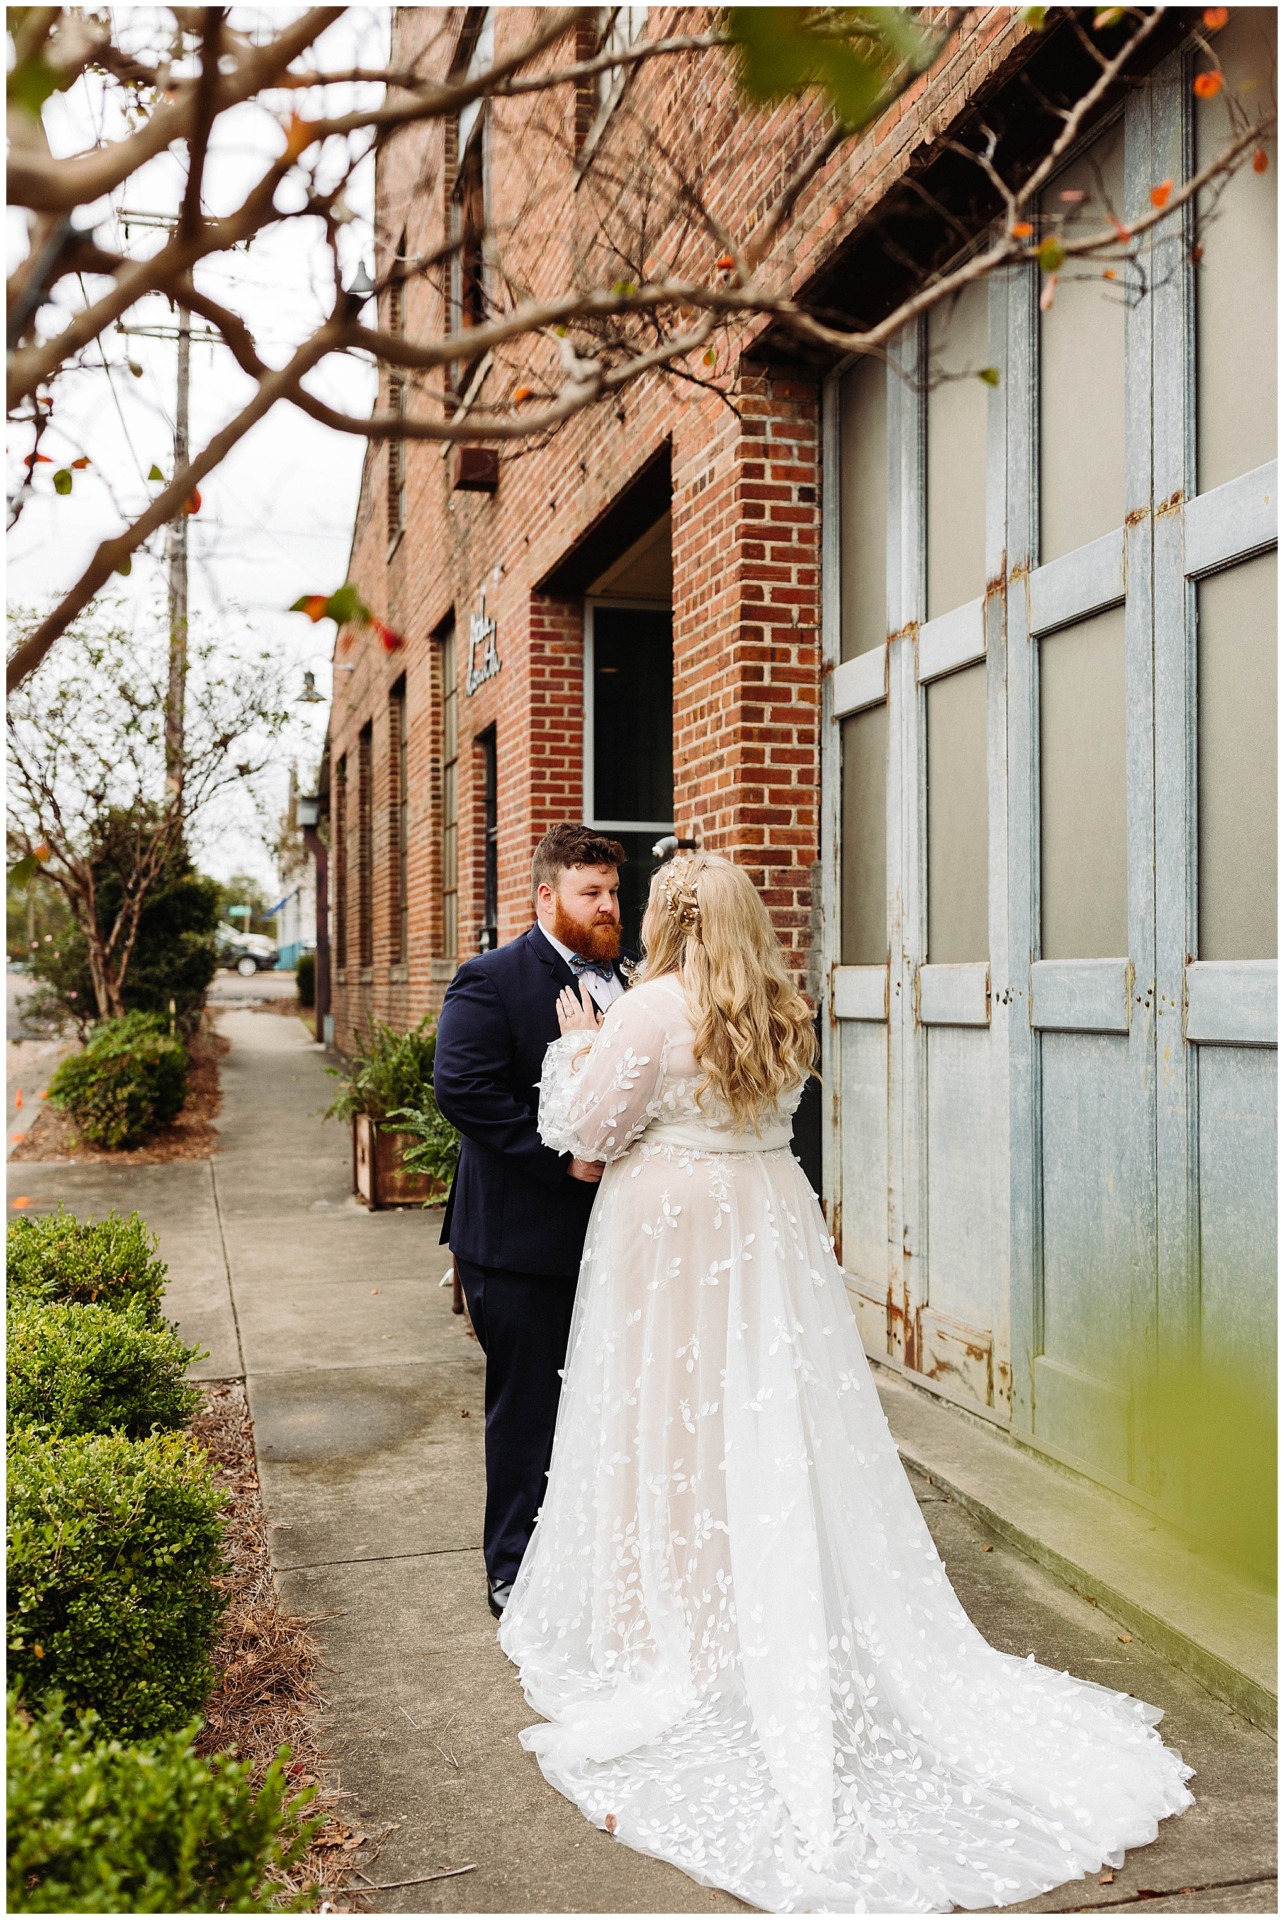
[9,1009,1276,1915]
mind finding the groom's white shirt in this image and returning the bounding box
[537,922,625,1012]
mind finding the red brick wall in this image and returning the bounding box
[326,6,1030,1050]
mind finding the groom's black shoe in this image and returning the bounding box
[487,1577,513,1619]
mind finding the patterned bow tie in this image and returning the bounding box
[568,953,615,982]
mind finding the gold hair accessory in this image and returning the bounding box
[660,857,701,934]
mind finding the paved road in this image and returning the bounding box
[7,1012,1276,1915]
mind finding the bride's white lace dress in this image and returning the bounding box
[498,975,1193,1913]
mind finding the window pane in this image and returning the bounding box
[1196,8,1278,493]
[592,606,673,821]
[839,356,887,660]
[1197,549,1278,959]
[926,278,989,619]
[1039,604,1128,959]
[1039,117,1126,562]
[840,704,887,965]
[927,662,988,961]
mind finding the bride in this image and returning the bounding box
[499,852,1192,1914]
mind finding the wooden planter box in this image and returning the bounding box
[353,1113,445,1210]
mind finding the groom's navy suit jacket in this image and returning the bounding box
[433,924,630,1276]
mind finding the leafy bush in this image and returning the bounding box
[388,1098,460,1190]
[7,1300,203,1439]
[27,810,219,1033]
[47,1011,187,1148]
[7,1691,319,1913]
[8,1426,226,1738]
[7,1207,169,1323]
[294,949,315,1009]
[324,1016,438,1125]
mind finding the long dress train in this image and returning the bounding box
[498,976,1193,1914]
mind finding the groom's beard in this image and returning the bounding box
[552,900,621,964]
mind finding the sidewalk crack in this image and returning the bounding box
[278,1545,480,1573]
[208,1158,246,1379]
[1071,1872,1278,1910]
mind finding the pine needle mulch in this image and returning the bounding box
[192,1381,382,1913]
[10,1022,228,1165]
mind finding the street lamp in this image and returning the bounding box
[299,670,326,704]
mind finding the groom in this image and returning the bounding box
[433,823,629,1618]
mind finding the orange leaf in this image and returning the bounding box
[1103,268,1117,280]
[1202,6,1229,26]
[1253,147,1270,173]
[1011,220,1034,239]
[715,252,734,270]
[70,455,91,469]
[605,1813,618,1835]
[10,1197,30,1210]
[295,594,329,623]
[22,452,52,468]
[1150,178,1174,209]
[1113,219,1133,242]
[1039,275,1057,313]
[183,487,202,514]
[512,385,533,404]
[283,114,317,161]
[1190,242,1205,264]
[1193,69,1224,98]
[374,620,405,654]
[13,1089,22,1110]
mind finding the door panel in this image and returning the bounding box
[1037,1028,1154,1483]
[837,1015,891,1355]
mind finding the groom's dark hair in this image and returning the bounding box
[531,823,627,899]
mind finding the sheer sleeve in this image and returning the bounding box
[538,991,670,1161]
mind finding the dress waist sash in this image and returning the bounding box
[643,1118,794,1154]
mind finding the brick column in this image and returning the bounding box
[672,371,822,980]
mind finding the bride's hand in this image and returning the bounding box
[557,983,603,1034]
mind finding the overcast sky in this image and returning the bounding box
[7,9,392,890]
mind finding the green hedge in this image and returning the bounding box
[47,1011,187,1149]
[8,1426,226,1738]
[7,1301,203,1439]
[6,1208,169,1324]
[7,1692,319,1913]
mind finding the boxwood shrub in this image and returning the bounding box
[7,1300,203,1439]
[6,1207,169,1324]
[8,1426,226,1738]
[7,1691,319,1913]
[47,1010,187,1149]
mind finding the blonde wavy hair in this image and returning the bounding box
[633,852,817,1131]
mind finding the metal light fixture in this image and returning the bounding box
[345,259,375,300]
[652,835,699,860]
[299,670,326,704]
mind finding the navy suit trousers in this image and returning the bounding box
[456,1258,578,1583]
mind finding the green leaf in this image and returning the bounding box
[8,852,41,888]
[147,463,165,482]
[977,366,1001,387]
[1020,5,1050,26]
[7,55,63,119]
[727,6,934,132]
[323,581,367,626]
[612,279,638,297]
[52,468,72,494]
[114,554,132,577]
[1037,236,1066,274]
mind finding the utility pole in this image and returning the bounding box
[165,308,191,803]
